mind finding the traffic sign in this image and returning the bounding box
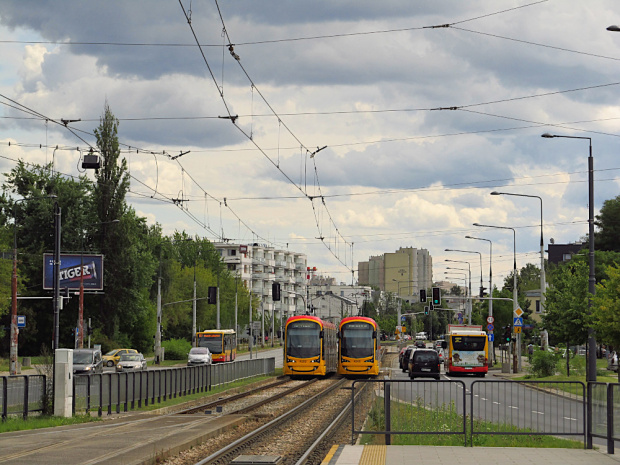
[487,316,494,324]
[401,316,406,322]
[486,323,494,332]
[488,334,494,342]
[514,307,523,317]
[513,317,523,327]
[514,326,522,334]
[17,315,26,328]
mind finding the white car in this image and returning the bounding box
[188,347,212,366]
[116,353,147,372]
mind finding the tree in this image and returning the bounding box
[593,264,620,380]
[595,195,620,252]
[93,102,157,348]
[542,260,590,349]
[0,161,93,354]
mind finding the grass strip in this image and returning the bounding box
[360,397,583,448]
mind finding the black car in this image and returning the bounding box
[414,341,426,349]
[408,348,441,380]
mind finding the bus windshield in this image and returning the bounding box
[452,335,486,351]
[197,334,223,354]
[341,322,374,358]
[287,321,321,358]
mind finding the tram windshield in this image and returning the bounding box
[341,322,374,358]
[286,321,321,358]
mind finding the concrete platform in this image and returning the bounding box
[0,412,248,464]
[321,445,620,465]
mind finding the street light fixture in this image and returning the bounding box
[491,191,547,346]
[446,248,483,298]
[445,259,472,324]
[474,222,519,371]
[465,235,494,362]
[541,132,596,382]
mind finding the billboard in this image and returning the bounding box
[43,253,104,291]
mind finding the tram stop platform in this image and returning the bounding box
[321,444,620,465]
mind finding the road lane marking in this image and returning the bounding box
[564,417,578,421]
[493,401,501,405]
[509,406,518,409]
[532,411,545,415]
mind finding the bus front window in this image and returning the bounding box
[286,321,320,358]
[197,334,223,354]
[341,323,374,359]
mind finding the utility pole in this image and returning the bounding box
[155,271,162,364]
[52,202,61,352]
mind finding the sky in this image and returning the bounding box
[1,0,619,289]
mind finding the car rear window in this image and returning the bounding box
[414,352,438,363]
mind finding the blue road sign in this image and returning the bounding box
[488,334,494,342]
[17,315,26,328]
[401,316,406,322]
[513,317,523,326]
[486,323,494,332]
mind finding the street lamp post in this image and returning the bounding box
[491,191,547,348]
[542,133,596,382]
[445,249,483,297]
[11,196,56,374]
[474,222,519,371]
[445,260,472,324]
[444,272,468,320]
[465,235,494,363]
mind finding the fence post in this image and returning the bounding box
[607,384,615,454]
[587,382,592,449]
[384,377,391,445]
[2,377,7,421]
[23,376,29,420]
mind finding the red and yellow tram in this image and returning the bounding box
[337,316,380,377]
[284,315,337,377]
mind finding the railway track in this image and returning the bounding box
[171,377,374,465]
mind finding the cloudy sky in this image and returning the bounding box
[1,1,619,288]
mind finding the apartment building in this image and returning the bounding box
[214,242,307,322]
[358,247,433,302]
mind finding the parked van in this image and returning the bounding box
[73,348,103,375]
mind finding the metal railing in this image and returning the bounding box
[352,379,467,446]
[469,380,586,447]
[351,378,588,448]
[73,357,276,416]
[588,382,620,454]
[1,375,47,420]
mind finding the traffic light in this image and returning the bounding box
[504,325,512,343]
[419,289,427,303]
[87,325,93,336]
[431,287,441,306]
[424,306,429,315]
[207,286,217,304]
[272,282,281,301]
[479,286,487,298]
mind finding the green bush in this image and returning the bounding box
[528,349,557,378]
[161,338,192,360]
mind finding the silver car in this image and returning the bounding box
[188,347,212,366]
[116,353,147,372]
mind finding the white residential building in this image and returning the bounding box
[214,242,308,325]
